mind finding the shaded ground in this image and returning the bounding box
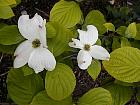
[0,0,140,104]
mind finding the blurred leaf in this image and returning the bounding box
[15,0,21,5]
[104,83,133,105]
[11,0,21,7]
[88,60,101,80]
[136,87,140,102]
[135,23,140,40]
[112,37,121,51]
[50,0,82,28]
[7,68,44,105]
[131,40,140,49]
[84,10,106,35]
[78,87,112,105]
[0,6,14,19]
[120,7,129,18]
[121,37,131,47]
[103,23,115,32]
[103,47,140,83]
[116,26,127,36]
[125,22,137,38]
[0,0,16,6]
[45,63,76,101]
[30,91,72,105]
[0,25,24,45]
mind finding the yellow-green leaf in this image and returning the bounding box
[104,83,133,105]
[0,6,14,19]
[121,37,131,47]
[116,26,127,36]
[84,10,106,35]
[135,23,140,40]
[0,0,16,6]
[46,22,56,38]
[103,47,140,83]
[125,22,137,38]
[47,22,73,57]
[50,0,82,28]
[30,91,72,105]
[79,87,112,105]
[45,63,76,101]
[103,23,115,32]
[88,60,101,80]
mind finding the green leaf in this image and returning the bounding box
[22,66,34,76]
[46,22,56,38]
[116,26,127,36]
[0,6,14,19]
[88,60,101,80]
[11,0,21,7]
[96,39,101,45]
[50,0,82,28]
[114,80,135,87]
[0,44,17,54]
[131,40,140,49]
[45,63,76,101]
[103,47,140,83]
[0,23,7,29]
[7,68,44,105]
[78,87,112,105]
[121,37,131,47]
[104,83,133,105]
[30,91,72,105]
[112,37,121,51]
[15,0,21,5]
[120,7,129,18]
[136,87,140,102]
[0,25,24,45]
[0,0,16,6]
[84,10,106,35]
[47,22,72,57]
[125,22,137,38]
[135,23,140,40]
[103,23,115,32]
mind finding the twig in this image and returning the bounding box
[0,71,9,77]
[35,8,49,19]
[0,53,3,63]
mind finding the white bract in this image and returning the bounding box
[69,25,110,69]
[14,13,56,73]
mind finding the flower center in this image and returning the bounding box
[32,39,41,48]
[84,44,90,51]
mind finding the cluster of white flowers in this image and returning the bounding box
[14,13,110,73]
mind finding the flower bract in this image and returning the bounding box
[69,25,110,69]
[14,13,56,73]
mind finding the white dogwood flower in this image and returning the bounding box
[69,25,110,70]
[14,13,56,73]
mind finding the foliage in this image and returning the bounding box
[1,0,140,104]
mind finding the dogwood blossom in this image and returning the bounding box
[69,25,110,69]
[14,13,56,73]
